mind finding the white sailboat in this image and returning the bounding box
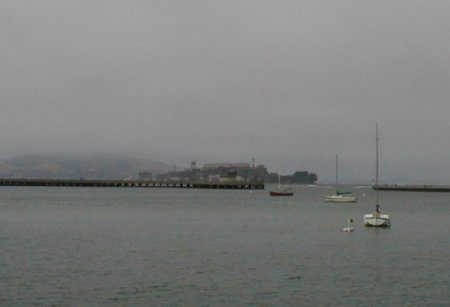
[324,155,357,203]
[364,123,391,227]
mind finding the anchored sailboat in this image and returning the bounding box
[324,154,357,203]
[269,170,293,196]
[364,123,391,227]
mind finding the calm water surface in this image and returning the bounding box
[1,185,449,306]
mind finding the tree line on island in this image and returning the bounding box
[265,171,317,184]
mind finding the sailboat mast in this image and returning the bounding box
[335,154,339,193]
[376,123,379,206]
[277,154,281,190]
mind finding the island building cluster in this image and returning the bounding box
[138,161,317,185]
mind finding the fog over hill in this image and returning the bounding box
[0,154,175,179]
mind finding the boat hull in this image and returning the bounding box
[270,191,293,196]
[364,213,390,227]
[324,195,357,203]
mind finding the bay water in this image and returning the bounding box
[1,185,449,305]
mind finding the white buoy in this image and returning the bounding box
[343,218,354,232]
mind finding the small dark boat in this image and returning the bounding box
[269,190,293,196]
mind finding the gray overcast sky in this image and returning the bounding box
[1,0,450,183]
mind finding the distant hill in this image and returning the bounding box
[0,154,175,179]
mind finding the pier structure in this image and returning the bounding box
[373,184,450,192]
[0,178,264,190]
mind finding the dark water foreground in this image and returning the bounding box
[1,186,448,306]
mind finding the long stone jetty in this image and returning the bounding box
[0,178,264,190]
[373,184,450,192]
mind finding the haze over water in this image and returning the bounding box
[1,186,448,305]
